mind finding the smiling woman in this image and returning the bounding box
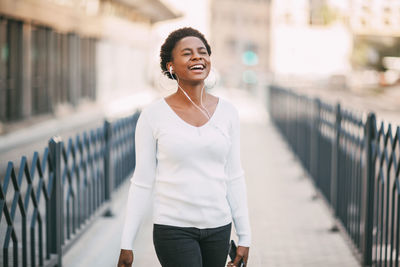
[165,35,213,121]
[117,27,251,267]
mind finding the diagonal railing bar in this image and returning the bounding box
[27,151,47,266]
[33,152,46,266]
[2,160,27,267]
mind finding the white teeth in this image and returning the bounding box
[190,64,204,70]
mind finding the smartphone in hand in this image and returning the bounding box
[228,240,244,267]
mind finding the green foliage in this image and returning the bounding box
[311,4,340,26]
[351,41,369,69]
[351,37,400,71]
[320,5,339,25]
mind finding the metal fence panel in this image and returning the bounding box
[0,148,56,266]
[371,123,400,266]
[0,111,140,266]
[269,85,400,267]
[336,109,365,251]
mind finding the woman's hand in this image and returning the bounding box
[117,249,134,267]
[227,246,249,266]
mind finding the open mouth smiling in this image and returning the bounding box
[189,64,205,71]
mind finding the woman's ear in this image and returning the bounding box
[167,63,174,76]
[167,63,173,74]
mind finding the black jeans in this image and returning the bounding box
[153,223,232,267]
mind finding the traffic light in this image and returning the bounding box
[242,50,258,66]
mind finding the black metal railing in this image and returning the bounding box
[0,111,140,267]
[269,85,400,267]
[111,114,139,189]
[371,120,400,267]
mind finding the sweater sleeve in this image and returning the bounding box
[120,110,157,250]
[225,108,251,247]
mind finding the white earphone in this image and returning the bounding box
[167,64,210,119]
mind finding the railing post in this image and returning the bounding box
[362,113,376,266]
[310,98,321,184]
[266,84,271,116]
[104,120,113,202]
[331,103,341,215]
[48,136,63,266]
[295,94,300,155]
[285,90,290,139]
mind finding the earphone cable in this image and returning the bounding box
[174,74,211,120]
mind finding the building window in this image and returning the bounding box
[0,18,7,122]
[80,37,96,100]
[31,26,51,115]
[52,32,62,106]
[383,7,391,14]
[61,33,71,104]
[362,5,370,14]
[361,18,367,27]
[0,19,23,122]
[0,16,97,125]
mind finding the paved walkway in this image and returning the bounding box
[63,88,360,267]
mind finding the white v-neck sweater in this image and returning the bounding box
[120,98,251,249]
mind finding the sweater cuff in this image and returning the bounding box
[233,216,251,247]
[238,234,251,247]
[120,243,133,250]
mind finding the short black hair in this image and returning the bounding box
[160,27,211,79]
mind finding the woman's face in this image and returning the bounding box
[169,36,211,83]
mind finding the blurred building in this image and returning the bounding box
[270,0,352,84]
[209,0,272,89]
[0,0,179,134]
[347,0,400,86]
[349,0,400,36]
[325,0,400,86]
[270,0,400,89]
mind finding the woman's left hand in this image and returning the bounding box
[227,246,249,266]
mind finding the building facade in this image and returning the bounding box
[269,0,400,88]
[0,0,178,133]
[209,0,272,89]
[349,0,400,36]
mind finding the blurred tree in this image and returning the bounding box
[309,1,339,26]
[351,40,370,69]
[351,36,400,71]
[320,5,339,25]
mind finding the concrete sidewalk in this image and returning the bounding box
[63,88,360,267]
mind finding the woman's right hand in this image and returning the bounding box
[117,249,134,267]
